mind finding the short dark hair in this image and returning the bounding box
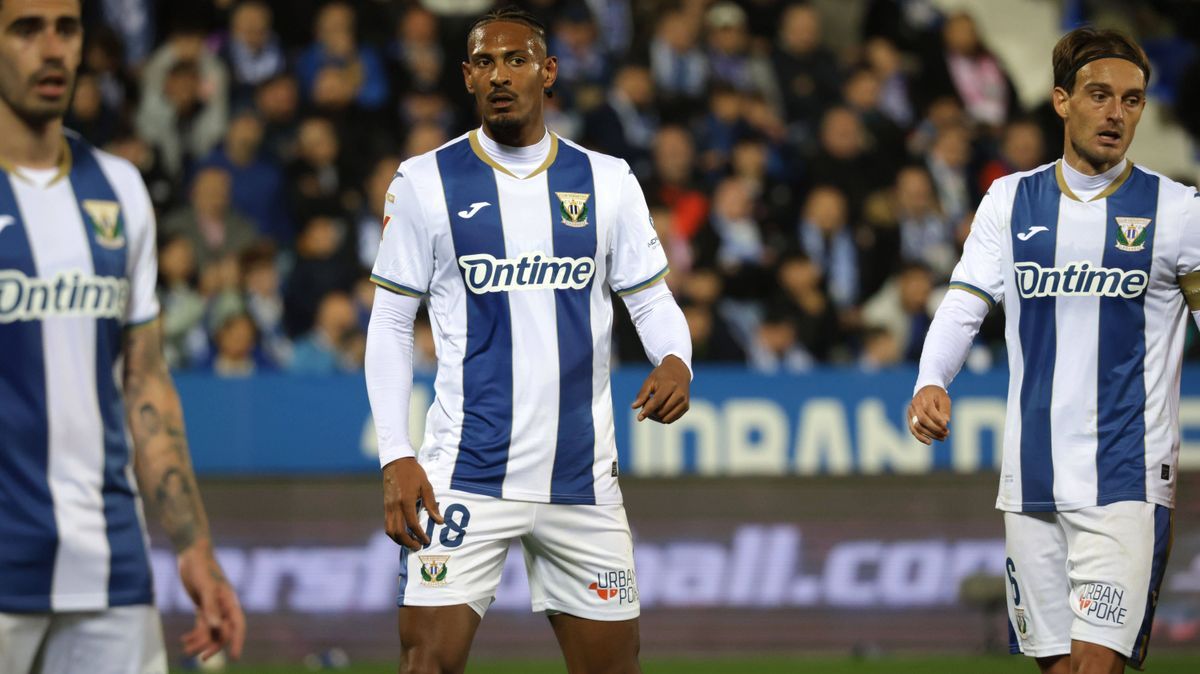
[1052,26,1150,93]
[466,5,547,54]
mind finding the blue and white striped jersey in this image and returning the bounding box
[950,160,1200,512]
[371,130,667,505]
[0,132,160,612]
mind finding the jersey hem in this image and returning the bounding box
[438,479,623,506]
[0,588,152,614]
[947,281,996,310]
[533,600,640,621]
[614,265,669,297]
[995,493,1174,513]
[370,273,425,298]
[125,313,159,329]
[1012,643,1071,658]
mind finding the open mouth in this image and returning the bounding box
[488,92,515,109]
[34,73,67,98]
[1097,129,1122,146]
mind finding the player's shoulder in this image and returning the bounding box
[65,129,143,192]
[1130,163,1196,200]
[555,134,631,177]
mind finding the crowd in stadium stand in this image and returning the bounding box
[73,0,1200,376]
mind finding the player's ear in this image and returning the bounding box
[1052,85,1070,120]
[542,55,558,91]
[462,61,474,94]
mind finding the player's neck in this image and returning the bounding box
[480,119,546,148]
[1063,143,1124,177]
[0,102,63,170]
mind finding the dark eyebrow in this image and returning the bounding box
[7,16,45,32]
[469,48,533,61]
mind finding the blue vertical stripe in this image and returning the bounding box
[67,136,152,605]
[437,139,513,496]
[1131,505,1172,669]
[1007,618,1020,655]
[0,173,55,611]
[1011,168,1061,511]
[1097,169,1157,505]
[545,143,598,504]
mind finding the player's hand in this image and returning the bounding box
[382,457,444,551]
[908,385,951,445]
[632,355,691,424]
[177,542,245,662]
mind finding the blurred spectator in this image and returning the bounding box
[774,253,839,362]
[105,134,178,213]
[862,262,935,363]
[917,12,1016,129]
[198,110,291,244]
[255,74,301,161]
[242,243,291,368]
[729,135,793,234]
[645,126,709,241]
[798,185,858,310]
[695,86,745,178]
[550,6,612,104]
[403,122,448,159]
[771,3,840,133]
[198,253,246,341]
[683,299,747,364]
[137,23,230,178]
[748,303,813,374]
[386,7,447,96]
[864,36,915,128]
[82,25,133,113]
[157,234,207,369]
[284,215,359,337]
[356,154,402,269]
[295,2,388,111]
[207,313,271,377]
[697,177,768,275]
[892,165,955,277]
[925,124,973,223]
[66,73,119,147]
[286,117,349,224]
[290,292,362,374]
[977,118,1046,192]
[859,325,902,371]
[162,167,257,268]
[705,2,781,111]
[583,63,658,175]
[217,0,286,106]
[808,106,890,218]
[648,205,693,282]
[842,66,908,178]
[649,8,708,103]
[92,0,155,66]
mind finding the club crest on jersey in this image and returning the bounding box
[556,191,590,227]
[1114,217,1151,252]
[82,199,125,250]
[418,555,450,587]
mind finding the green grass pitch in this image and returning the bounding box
[177,654,1200,673]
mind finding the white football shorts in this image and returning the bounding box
[0,604,167,674]
[1003,501,1172,669]
[397,489,640,621]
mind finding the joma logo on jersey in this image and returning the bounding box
[458,252,595,293]
[0,270,129,323]
[1014,261,1148,299]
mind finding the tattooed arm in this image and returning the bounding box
[124,319,245,661]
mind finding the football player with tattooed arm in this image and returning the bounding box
[0,1,244,672]
[365,6,692,673]
[910,26,1199,674]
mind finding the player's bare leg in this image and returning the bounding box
[1069,641,1125,674]
[1037,655,1071,674]
[549,614,640,674]
[397,605,482,674]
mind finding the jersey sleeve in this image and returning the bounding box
[1175,190,1200,310]
[371,168,433,298]
[947,190,1006,309]
[608,167,669,296]
[125,173,160,327]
